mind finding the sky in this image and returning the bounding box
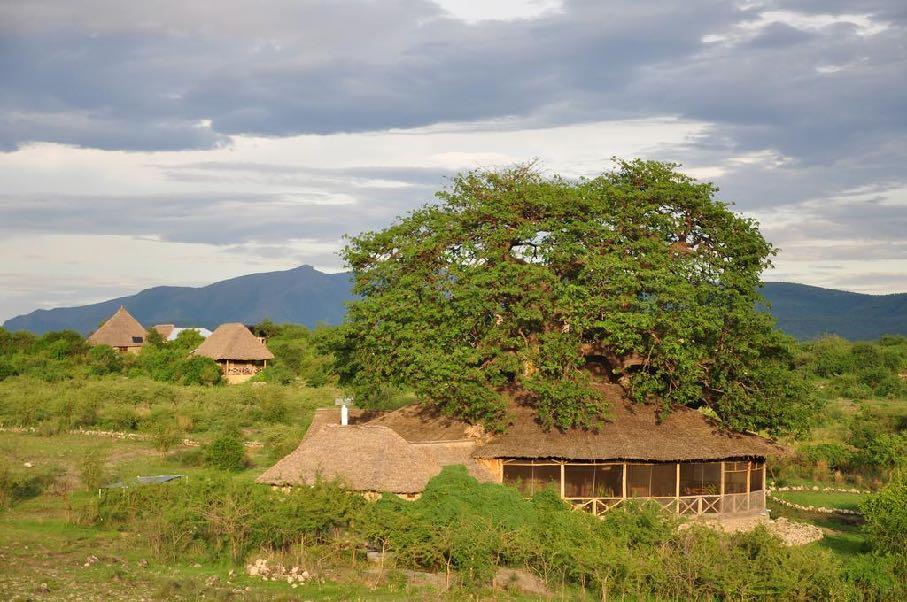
[1,0,905,322]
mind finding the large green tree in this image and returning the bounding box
[336,160,815,434]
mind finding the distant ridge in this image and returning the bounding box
[3,269,905,341]
[2,266,354,335]
[760,281,907,341]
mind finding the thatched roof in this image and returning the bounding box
[257,408,496,492]
[87,306,146,348]
[362,404,477,442]
[193,323,274,361]
[152,324,175,339]
[257,423,445,493]
[362,384,784,462]
[471,402,784,461]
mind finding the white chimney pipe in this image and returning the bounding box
[341,403,349,426]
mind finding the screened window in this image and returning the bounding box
[680,462,721,495]
[626,463,677,498]
[503,462,560,496]
[749,461,765,492]
[564,464,623,498]
[724,461,749,494]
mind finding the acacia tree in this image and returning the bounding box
[336,160,815,434]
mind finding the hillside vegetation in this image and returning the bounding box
[2,322,906,598]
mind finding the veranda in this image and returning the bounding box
[501,459,766,516]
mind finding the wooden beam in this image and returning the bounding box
[675,463,680,513]
[560,464,565,499]
[622,462,627,499]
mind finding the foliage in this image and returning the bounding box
[0,376,335,438]
[337,161,815,434]
[359,466,847,597]
[86,345,123,375]
[78,447,109,491]
[0,465,59,508]
[861,470,907,556]
[251,321,336,387]
[204,432,247,471]
[91,476,364,562]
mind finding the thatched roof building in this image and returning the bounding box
[87,306,146,352]
[193,323,274,383]
[260,386,784,516]
[193,323,274,361]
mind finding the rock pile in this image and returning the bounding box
[246,558,311,588]
[766,517,824,546]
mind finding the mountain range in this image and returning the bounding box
[3,266,905,341]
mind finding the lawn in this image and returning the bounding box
[772,490,869,512]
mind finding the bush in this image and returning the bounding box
[87,345,123,375]
[92,476,363,562]
[861,471,907,556]
[0,466,58,508]
[798,443,853,471]
[79,448,109,491]
[204,432,247,471]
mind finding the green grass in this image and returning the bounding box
[773,490,868,512]
[0,425,540,600]
[767,498,869,560]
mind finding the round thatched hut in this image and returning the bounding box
[87,306,146,353]
[192,323,274,383]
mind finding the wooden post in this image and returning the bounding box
[675,463,680,513]
[622,462,627,500]
[746,461,751,511]
[720,461,725,513]
[560,463,565,499]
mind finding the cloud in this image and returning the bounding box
[1,0,906,318]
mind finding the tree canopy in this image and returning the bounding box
[336,160,816,435]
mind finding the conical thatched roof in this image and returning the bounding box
[87,306,146,348]
[256,423,445,493]
[193,323,274,361]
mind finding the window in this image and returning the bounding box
[724,461,748,494]
[563,464,623,498]
[627,463,677,498]
[502,462,560,496]
[679,462,721,496]
[749,461,765,492]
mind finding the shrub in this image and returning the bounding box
[861,470,907,556]
[79,447,109,491]
[0,466,58,508]
[149,417,183,454]
[204,432,247,471]
[92,476,363,562]
[87,345,123,375]
[798,443,853,471]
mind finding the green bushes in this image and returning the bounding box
[80,465,895,598]
[801,336,907,400]
[0,376,334,437]
[204,432,246,471]
[861,471,907,556]
[91,476,364,562]
[0,465,59,508]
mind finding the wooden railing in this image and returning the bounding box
[567,491,765,517]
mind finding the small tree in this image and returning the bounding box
[861,470,907,556]
[205,432,247,471]
[87,344,123,375]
